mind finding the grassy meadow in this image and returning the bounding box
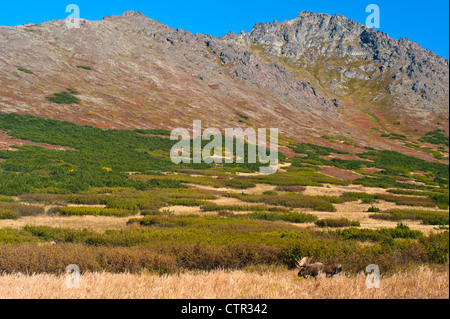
[0,113,448,298]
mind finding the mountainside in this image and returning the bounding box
[0,11,448,160]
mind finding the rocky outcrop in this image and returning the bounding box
[230,11,449,118]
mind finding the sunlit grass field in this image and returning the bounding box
[0,113,448,298]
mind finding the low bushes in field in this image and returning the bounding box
[419,129,449,147]
[0,195,14,202]
[315,218,360,228]
[387,189,449,202]
[0,210,19,220]
[0,243,176,274]
[19,193,68,204]
[369,209,449,225]
[49,206,136,217]
[353,176,427,189]
[244,212,317,223]
[134,128,172,136]
[200,203,291,213]
[0,220,447,274]
[420,232,449,263]
[274,185,306,192]
[243,170,348,187]
[0,202,45,219]
[63,188,217,211]
[166,198,208,206]
[225,193,340,212]
[126,214,297,229]
[422,217,449,226]
[135,174,220,188]
[427,192,449,209]
[223,179,256,189]
[342,192,442,208]
[328,223,423,241]
[379,194,437,207]
[0,242,283,274]
[66,194,103,205]
[139,210,165,216]
[0,228,40,243]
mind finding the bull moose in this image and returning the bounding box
[296,257,342,278]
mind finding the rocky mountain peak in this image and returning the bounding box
[241,12,448,118]
[0,11,447,154]
[121,11,146,17]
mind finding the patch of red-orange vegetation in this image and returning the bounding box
[320,165,363,183]
[322,153,373,162]
[361,167,383,174]
[278,146,298,159]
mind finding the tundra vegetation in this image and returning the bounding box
[0,113,448,298]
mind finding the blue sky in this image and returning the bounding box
[0,0,448,58]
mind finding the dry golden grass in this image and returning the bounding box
[0,267,447,299]
[187,183,277,195]
[0,215,130,232]
[302,184,388,197]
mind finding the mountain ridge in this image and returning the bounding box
[0,10,448,161]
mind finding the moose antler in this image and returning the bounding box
[295,257,313,268]
[295,257,307,268]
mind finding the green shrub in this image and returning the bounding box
[0,195,14,202]
[274,185,306,192]
[369,209,449,225]
[139,210,164,216]
[166,198,207,206]
[50,206,136,217]
[0,210,19,220]
[77,65,92,70]
[330,225,422,241]
[315,218,360,228]
[419,232,449,263]
[419,129,449,147]
[0,113,184,195]
[0,202,45,217]
[422,217,449,226]
[66,88,79,95]
[342,192,440,207]
[227,193,339,212]
[244,212,317,223]
[235,112,249,120]
[66,194,103,205]
[18,68,33,74]
[224,179,256,189]
[200,203,291,213]
[46,91,80,104]
[134,129,172,136]
[0,220,444,274]
[378,194,437,207]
